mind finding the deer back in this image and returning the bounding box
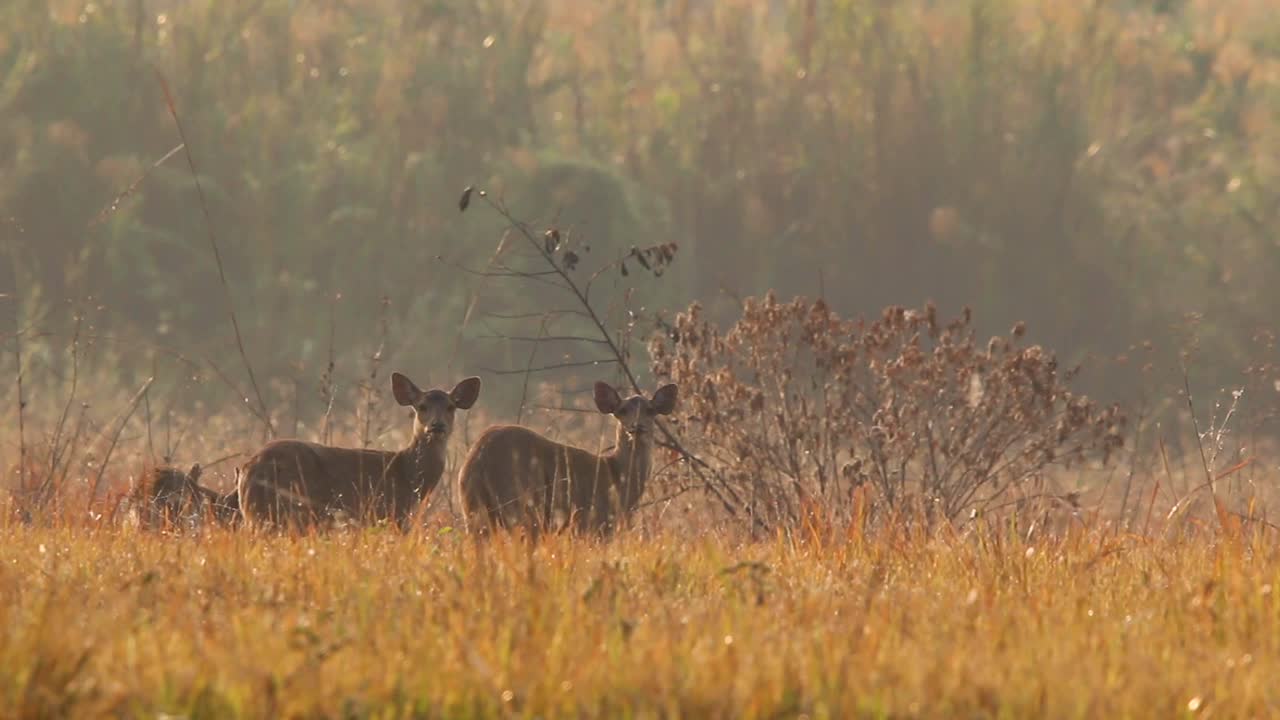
[458,424,621,534]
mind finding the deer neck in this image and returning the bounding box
[607,431,652,511]
[388,432,447,496]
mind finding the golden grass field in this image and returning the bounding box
[2,516,1276,718]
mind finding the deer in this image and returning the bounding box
[457,381,677,538]
[237,373,481,530]
[126,463,241,531]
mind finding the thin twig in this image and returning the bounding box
[360,296,391,449]
[479,197,643,388]
[51,405,88,508]
[144,354,156,462]
[87,376,155,509]
[13,324,26,494]
[1116,401,1148,534]
[478,333,609,345]
[635,484,700,509]
[1183,370,1215,496]
[164,405,173,462]
[516,314,551,425]
[484,309,590,321]
[452,263,561,282]
[448,228,516,375]
[475,192,746,522]
[480,358,617,376]
[199,451,246,470]
[155,68,274,438]
[523,402,607,414]
[32,328,265,434]
[46,312,83,495]
[321,293,338,445]
[88,143,185,228]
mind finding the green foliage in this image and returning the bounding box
[3,0,1278,409]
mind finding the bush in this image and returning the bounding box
[650,295,1126,527]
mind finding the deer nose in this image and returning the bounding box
[429,422,447,434]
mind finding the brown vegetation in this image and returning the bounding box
[650,295,1127,528]
[237,373,480,530]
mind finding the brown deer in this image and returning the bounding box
[127,463,240,531]
[237,373,480,530]
[457,381,677,537]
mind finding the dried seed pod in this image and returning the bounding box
[633,246,652,270]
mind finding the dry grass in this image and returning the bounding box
[1,517,1277,718]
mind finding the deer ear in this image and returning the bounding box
[593,382,623,414]
[188,463,202,482]
[450,376,482,409]
[391,372,422,406]
[650,383,678,415]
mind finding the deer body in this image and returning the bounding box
[129,463,240,530]
[458,382,677,536]
[238,374,480,530]
[198,484,242,526]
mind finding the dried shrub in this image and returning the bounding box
[649,295,1126,527]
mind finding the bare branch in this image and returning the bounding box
[467,190,742,522]
[480,358,618,376]
[477,334,610,345]
[87,376,156,508]
[515,314,551,425]
[483,309,591,321]
[155,69,273,439]
[522,403,603,415]
[88,143,185,228]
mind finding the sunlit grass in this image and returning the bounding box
[1,522,1275,717]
